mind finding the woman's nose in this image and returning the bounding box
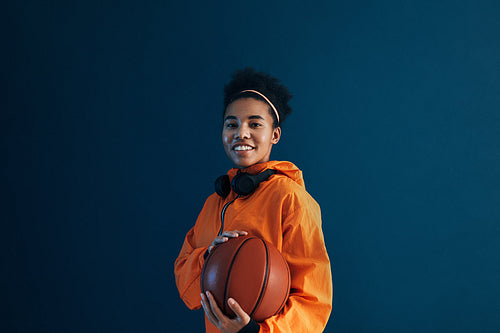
[235,124,250,139]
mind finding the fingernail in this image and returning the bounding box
[228,298,235,305]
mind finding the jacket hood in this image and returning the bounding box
[227,160,305,188]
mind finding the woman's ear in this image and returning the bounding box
[272,127,281,144]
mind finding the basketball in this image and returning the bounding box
[200,235,290,322]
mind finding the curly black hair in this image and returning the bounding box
[223,67,293,128]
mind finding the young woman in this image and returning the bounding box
[174,68,333,332]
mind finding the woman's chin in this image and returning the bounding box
[227,150,271,169]
[232,159,255,169]
[229,154,253,169]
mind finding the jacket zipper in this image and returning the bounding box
[218,194,241,236]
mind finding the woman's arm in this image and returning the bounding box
[174,226,208,310]
[260,200,333,332]
[174,194,221,309]
[175,225,250,310]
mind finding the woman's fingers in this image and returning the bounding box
[201,292,219,325]
[202,292,251,332]
[209,230,249,252]
[213,236,228,246]
[227,298,250,324]
[205,291,225,322]
[221,230,248,238]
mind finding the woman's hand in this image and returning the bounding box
[201,291,251,333]
[208,230,248,253]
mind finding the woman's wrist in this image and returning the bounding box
[237,318,260,333]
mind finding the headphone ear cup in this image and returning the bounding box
[231,173,257,196]
[215,175,231,197]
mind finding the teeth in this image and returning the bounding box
[234,146,254,151]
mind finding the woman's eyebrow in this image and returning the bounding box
[249,115,264,120]
[224,115,264,121]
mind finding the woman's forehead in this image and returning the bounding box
[224,98,273,120]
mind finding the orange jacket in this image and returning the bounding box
[174,161,333,332]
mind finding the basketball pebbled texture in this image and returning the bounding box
[201,235,291,322]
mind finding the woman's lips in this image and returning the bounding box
[233,142,255,152]
[233,144,255,151]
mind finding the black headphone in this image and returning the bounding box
[215,169,277,198]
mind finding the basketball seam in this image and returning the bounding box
[273,253,290,316]
[250,238,269,318]
[224,237,255,316]
[200,251,212,293]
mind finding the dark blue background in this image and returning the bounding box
[4,1,500,332]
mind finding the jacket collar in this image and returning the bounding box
[227,160,305,188]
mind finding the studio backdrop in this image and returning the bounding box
[4,0,500,332]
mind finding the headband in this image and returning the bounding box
[239,89,280,123]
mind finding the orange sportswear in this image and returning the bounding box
[174,160,333,332]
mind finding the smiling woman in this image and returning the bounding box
[222,98,281,168]
[174,68,333,333]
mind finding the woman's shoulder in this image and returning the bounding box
[271,173,304,192]
[266,173,320,209]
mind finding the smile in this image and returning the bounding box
[234,145,254,151]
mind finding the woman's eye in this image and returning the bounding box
[251,123,262,128]
[226,123,237,128]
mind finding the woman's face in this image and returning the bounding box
[222,98,281,168]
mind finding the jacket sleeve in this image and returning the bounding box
[259,199,333,332]
[174,225,208,310]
